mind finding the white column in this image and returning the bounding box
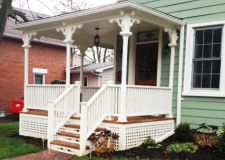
[110,12,140,122]
[119,34,130,122]
[57,24,82,86]
[164,28,178,117]
[65,42,72,85]
[164,29,178,88]
[176,26,185,126]
[22,32,36,112]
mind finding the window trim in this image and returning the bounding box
[183,21,225,97]
[33,68,47,84]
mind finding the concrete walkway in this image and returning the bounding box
[5,150,73,160]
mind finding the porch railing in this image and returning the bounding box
[26,85,66,110]
[47,84,80,148]
[126,85,172,116]
[81,87,100,102]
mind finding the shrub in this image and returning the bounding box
[166,142,198,154]
[174,123,192,142]
[88,130,119,155]
[142,136,162,149]
[192,123,218,148]
[216,124,225,157]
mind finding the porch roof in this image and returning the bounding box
[14,1,185,34]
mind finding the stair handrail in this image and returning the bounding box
[47,82,81,148]
[80,82,121,155]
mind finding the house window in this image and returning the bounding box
[183,21,225,97]
[33,68,47,84]
[192,26,222,89]
[83,76,88,86]
[34,74,44,84]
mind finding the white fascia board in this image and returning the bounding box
[14,1,184,31]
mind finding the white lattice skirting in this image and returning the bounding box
[20,113,48,139]
[103,120,175,150]
[19,113,174,151]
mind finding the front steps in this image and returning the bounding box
[49,115,106,156]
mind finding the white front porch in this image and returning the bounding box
[16,1,184,156]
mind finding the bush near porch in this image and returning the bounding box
[0,122,42,159]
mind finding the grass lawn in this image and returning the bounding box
[0,122,41,160]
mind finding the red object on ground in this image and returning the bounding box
[11,99,24,114]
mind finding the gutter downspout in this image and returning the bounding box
[176,25,185,126]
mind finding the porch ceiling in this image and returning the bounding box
[14,1,185,47]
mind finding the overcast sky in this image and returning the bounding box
[12,0,117,16]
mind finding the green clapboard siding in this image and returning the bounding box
[128,0,225,127]
[130,0,225,22]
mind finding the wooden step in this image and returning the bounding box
[70,116,80,120]
[64,124,80,129]
[65,124,106,132]
[95,127,107,132]
[51,140,90,150]
[57,131,80,139]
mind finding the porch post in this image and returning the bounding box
[164,28,178,117]
[110,13,140,122]
[164,29,178,88]
[57,24,82,86]
[22,32,36,112]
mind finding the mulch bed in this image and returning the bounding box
[96,137,224,160]
[0,114,19,123]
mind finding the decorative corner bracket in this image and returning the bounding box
[56,24,83,43]
[164,28,178,47]
[22,32,37,48]
[109,11,140,37]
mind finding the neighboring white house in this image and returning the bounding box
[71,62,113,87]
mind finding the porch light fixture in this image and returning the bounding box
[94,27,100,47]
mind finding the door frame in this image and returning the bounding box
[132,29,162,86]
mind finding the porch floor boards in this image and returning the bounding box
[21,110,48,116]
[21,110,174,124]
[103,116,175,124]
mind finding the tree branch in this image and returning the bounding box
[9,9,29,22]
[0,0,13,41]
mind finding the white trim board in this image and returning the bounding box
[33,68,48,74]
[14,1,184,31]
[183,20,225,97]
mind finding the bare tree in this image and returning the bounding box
[56,0,114,63]
[54,0,93,14]
[90,47,114,63]
[0,0,30,40]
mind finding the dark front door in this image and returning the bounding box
[135,43,158,86]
